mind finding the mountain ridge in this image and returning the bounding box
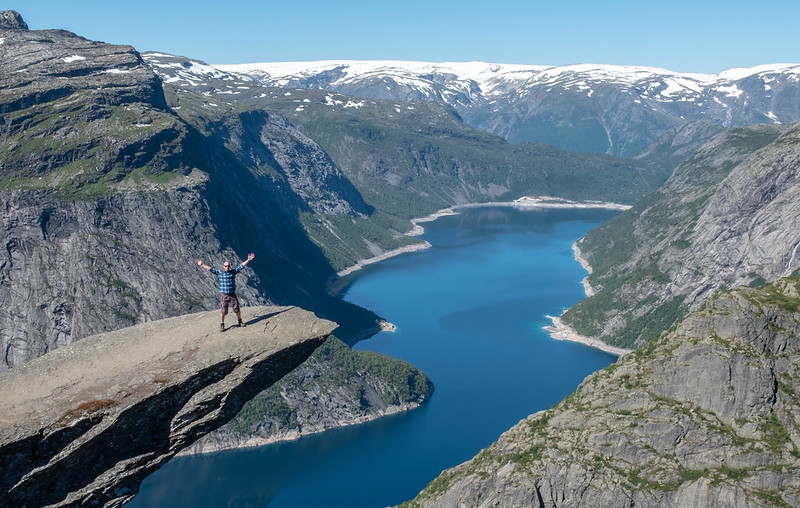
[212,59,800,156]
[216,59,800,91]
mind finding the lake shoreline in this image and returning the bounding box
[177,399,425,457]
[332,196,633,357]
[543,315,632,357]
[541,240,632,357]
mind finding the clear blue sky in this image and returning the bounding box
[6,0,799,73]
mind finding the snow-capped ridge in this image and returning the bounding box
[145,53,800,157]
[214,60,800,89]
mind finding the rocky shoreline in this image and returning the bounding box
[541,240,632,356]
[335,241,433,279]
[178,399,423,456]
[333,207,460,280]
[543,315,631,357]
[572,242,596,297]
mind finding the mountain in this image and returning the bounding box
[144,52,665,216]
[0,15,378,368]
[404,275,800,507]
[561,121,800,349]
[215,60,800,157]
[0,17,665,365]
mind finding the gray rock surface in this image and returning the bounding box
[0,187,268,369]
[404,277,800,507]
[0,305,335,507]
[0,10,27,29]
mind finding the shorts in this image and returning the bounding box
[220,293,240,315]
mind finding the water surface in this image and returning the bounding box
[132,206,619,507]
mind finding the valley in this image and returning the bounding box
[2,9,800,507]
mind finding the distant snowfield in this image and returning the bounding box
[213,60,800,103]
[216,60,544,86]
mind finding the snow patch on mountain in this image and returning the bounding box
[217,60,540,88]
[215,60,800,109]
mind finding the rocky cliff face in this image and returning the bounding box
[563,121,800,348]
[404,276,800,507]
[0,306,336,508]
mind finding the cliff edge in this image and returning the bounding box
[0,305,335,507]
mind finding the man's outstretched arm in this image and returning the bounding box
[195,259,211,271]
[242,253,255,267]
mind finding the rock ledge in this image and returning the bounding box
[0,305,335,507]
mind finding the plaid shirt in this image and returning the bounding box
[209,265,244,294]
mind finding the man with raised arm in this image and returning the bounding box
[195,253,255,331]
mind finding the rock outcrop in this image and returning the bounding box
[0,10,27,29]
[0,305,336,507]
[182,336,433,454]
[404,277,800,507]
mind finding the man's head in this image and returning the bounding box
[223,261,231,272]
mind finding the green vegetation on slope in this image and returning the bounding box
[229,336,433,435]
[0,89,199,198]
[258,89,668,219]
[562,124,787,349]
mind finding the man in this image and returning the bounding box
[195,253,255,331]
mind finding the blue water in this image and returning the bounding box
[131,206,619,508]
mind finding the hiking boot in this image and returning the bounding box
[219,322,225,332]
[238,319,246,327]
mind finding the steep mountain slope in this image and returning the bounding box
[0,16,376,368]
[216,60,800,156]
[404,275,800,507]
[562,121,800,349]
